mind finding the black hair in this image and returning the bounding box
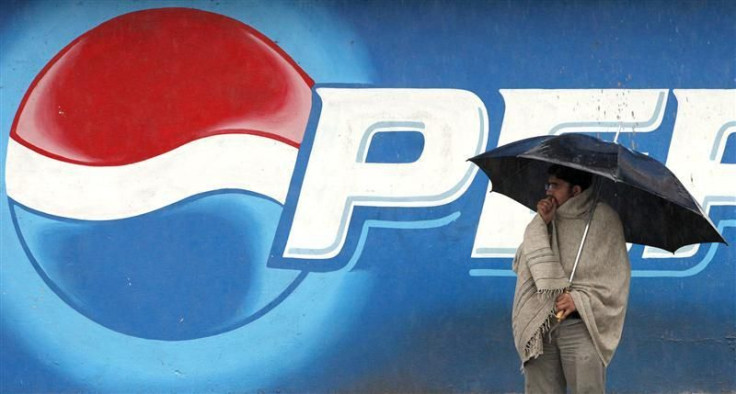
[547,164,593,190]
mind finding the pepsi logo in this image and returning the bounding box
[6,8,313,340]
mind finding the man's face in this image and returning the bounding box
[545,175,579,207]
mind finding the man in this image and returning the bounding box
[511,164,630,393]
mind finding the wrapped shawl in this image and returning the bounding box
[511,187,630,367]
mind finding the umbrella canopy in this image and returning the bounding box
[469,133,726,253]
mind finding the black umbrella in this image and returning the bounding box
[469,133,726,254]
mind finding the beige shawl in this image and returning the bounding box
[511,187,630,367]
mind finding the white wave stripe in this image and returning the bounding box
[6,135,298,221]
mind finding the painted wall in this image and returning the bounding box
[1,1,734,392]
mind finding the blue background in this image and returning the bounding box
[1,0,734,392]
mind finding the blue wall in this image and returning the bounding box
[1,1,734,392]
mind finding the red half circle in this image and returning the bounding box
[11,8,313,166]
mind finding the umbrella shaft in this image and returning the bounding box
[569,218,592,282]
[568,180,601,284]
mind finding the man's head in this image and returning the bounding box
[545,164,593,207]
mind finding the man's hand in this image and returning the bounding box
[537,196,557,224]
[555,292,577,319]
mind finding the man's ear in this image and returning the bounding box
[572,185,582,196]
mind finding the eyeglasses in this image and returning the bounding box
[544,182,569,191]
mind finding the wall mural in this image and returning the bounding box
[1,1,734,392]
